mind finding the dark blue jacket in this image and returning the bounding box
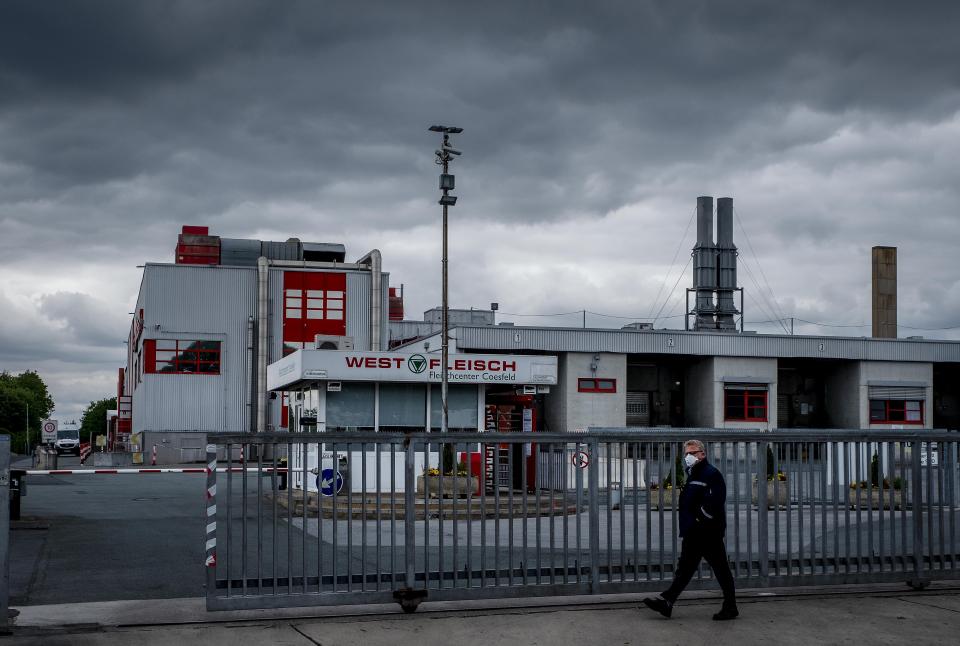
[678,459,727,538]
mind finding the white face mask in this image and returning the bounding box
[684,453,699,468]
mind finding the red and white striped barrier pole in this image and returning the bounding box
[205,444,217,571]
[151,444,158,466]
[24,467,288,475]
[79,443,92,464]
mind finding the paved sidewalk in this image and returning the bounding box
[6,582,960,645]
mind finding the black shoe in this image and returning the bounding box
[642,596,672,618]
[712,606,739,621]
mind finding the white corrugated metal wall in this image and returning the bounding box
[135,264,257,433]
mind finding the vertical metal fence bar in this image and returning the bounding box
[404,438,416,591]
[605,443,612,584]
[569,441,576,585]
[618,441,626,583]
[437,440,445,590]
[746,442,753,580]
[758,440,769,580]
[495,441,501,586]
[900,442,908,574]
[467,441,474,589]
[657,442,665,581]
[390,442,397,589]
[424,440,431,590]
[773,441,781,576]
[911,439,924,584]
[346,441,354,592]
[452,440,459,590]
[285,441,293,594]
[820,441,828,575]
[926,441,935,571]
[242,443,248,596]
[549,442,557,585]
[508,443,515,585]
[226,443,233,596]
[733,442,753,579]
[633,441,639,582]
[272,446,278,594]
[588,437,600,592]
[670,442,679,579]
[831,441,839,576]
[522,439,528,586]
[481,440,488,589]
[257,441,264,596]
[318,440,324,593]
[878,442,886,573]
[867,441,875,574]
[645,442,652,582]
[950,440,958,572]
[331,441,339,593]
[936,442,945,571]
[797,442,805,576]
[301,441,308,594]
[376,442,382,591]
[536,444,542,585]
[361,440,368,592]
[785,442,793,577]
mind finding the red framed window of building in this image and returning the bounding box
[578,378,617,393]
[870,399,924,424]
[144,339,221,374]
[282,271,347,351]
[724,385,768,422]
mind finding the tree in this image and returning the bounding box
[0,370,56,454]
[80,397,117,444]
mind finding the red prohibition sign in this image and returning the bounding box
[572,450,590,469]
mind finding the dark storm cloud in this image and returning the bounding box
[2,1,960,418]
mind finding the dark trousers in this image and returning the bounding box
[663,531,736,605]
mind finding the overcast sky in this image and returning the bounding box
[2,1,960,423]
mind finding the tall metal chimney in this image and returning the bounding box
[693,196,716,329]
[715,197,739,330]
[872,246,897,338]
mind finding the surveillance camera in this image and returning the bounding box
[443,146,462,156]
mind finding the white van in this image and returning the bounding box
[55,428,81,455]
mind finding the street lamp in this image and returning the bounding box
[429,124,463,434]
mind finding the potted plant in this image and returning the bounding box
[753,446,789,509]
[848,453,904,509]
[652,450,686,510]
[416,460,479,498]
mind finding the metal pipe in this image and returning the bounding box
[356,249,383,351]
[257,257,269,434]
[246,316,255,433]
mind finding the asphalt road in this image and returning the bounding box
[11,456,214,604]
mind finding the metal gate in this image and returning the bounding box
[204,430,960,612]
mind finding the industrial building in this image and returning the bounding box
[117,226,394,461]
[120,198,960,466]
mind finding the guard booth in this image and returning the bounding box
[267,349,558,493]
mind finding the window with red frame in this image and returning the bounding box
[578,378,617,393]
[145,339,221,374]
[724,386,768,422]
[870,399,923,424]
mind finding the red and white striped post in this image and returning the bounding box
[151,444,158,466]
[205,444,217,577]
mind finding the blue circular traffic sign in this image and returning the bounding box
[316,468,344,496]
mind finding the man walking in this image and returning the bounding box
[642,439,738,620]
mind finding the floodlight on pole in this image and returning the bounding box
[429,124,463,434]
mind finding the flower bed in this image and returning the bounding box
[416,474,479,499]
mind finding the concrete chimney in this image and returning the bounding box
[872,246,897,338]
[693,196,716,329]
[715,197,738,330]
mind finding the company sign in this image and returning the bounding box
[268,351,557,390]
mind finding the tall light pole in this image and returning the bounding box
[429,124,463,434]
